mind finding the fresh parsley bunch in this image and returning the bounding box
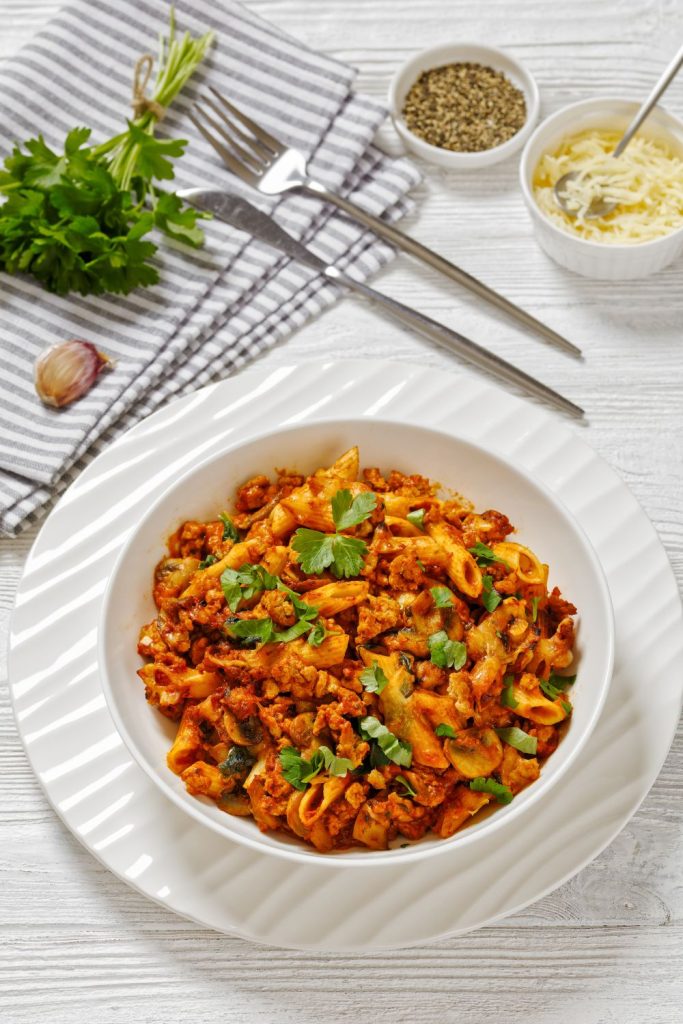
[0,10,214,296]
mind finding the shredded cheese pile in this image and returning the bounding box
[532,129,683,244]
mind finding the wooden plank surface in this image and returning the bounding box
[1,1,682,1021]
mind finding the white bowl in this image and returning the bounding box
[388,42,540,169]
[98,419,614,868]
[520,97,683,280]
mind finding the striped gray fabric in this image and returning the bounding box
[0,0,420,535]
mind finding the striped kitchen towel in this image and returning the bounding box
[0,0,420,536]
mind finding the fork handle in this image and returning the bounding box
[326,267,583,418]
[303,180,580,358]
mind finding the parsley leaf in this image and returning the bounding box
[218,513,240,542]
[500,674,518,708]
[198,554,217,569]
[359,716,412,767]
[427,630,467,670]
[406,508,426,531]
[307,621,328,647]
[539,673,576,701]
[430,586,455,608]
[531,596,540,622]
[468,542,510,569]
[561,700,573,715]
[331,489,377,530]
[292,528,367,579]
[396,775,416,798]
[220,562,277,612]
[435,723,457,738]
[469,777,514,804]
[226,617,274,644]
[279,745,354,790]
[481,574,502,612]
[359,660,390,695]
[495,726,538,755]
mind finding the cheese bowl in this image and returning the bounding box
[98,418,614,867]
[520,97,683,280]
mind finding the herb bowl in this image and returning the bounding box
[98,417,614,868]
[388,42,540,170]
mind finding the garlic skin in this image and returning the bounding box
[34,340,111,409]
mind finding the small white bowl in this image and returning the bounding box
[388,42,540,169]
[99,418,614,868]
[520,97,683,280]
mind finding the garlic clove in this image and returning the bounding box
[34,340,111,409]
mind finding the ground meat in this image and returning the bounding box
[461,509,513,548]
[235,474,277,512]
[499,746,540,793]
[356,593,402,643]
[260,589,296,627]
[388,550,426,591]
[415,660,447,690]
[547,586,577,620]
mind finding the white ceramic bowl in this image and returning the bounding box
[520,97,683,280]
[98,419,614,868]
[388,42,540,169]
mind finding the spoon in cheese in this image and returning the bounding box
[554,43,683,219]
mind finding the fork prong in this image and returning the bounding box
[195,102,264,175]
[199,94,270,172]
[200,93,273,163]
[188,109,257,183]
[208,86,284,156]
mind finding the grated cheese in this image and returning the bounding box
[532,129,683,243]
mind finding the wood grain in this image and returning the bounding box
[0,0,681,1021]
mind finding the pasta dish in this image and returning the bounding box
[136,447,578,852]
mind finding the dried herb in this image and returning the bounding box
[402,62,527,153]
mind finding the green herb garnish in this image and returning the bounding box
[469,777,513,804]
[406,508,426,531]
[359,716,412,767]
[396,775,417,798]
[468,542,510,569]
[0,11,214,296]
[531,596,540,622]
[539,673,576,701]
[292,488,376,579]
[495,726,538,755]
[279,745,354,790]
[219,513,240,543]
[500,674,518,709]
[198,554,217,569]
[359,660,390,695]
[435,723,457,738]
[481,574,502,612]
[427,630,467,670]
[220,562,278,612]
[430,586,455,608]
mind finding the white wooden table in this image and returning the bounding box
[1,2,682,1021]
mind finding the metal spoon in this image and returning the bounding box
[554,43,683,219]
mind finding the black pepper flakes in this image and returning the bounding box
[402,61,527,153]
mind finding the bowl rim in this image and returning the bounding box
[97,416,615,869]
[519,95,683,252]
[387,41,540,164]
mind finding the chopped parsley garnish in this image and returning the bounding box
[331,489,377,530]
[481,574,502,612]
[220,562,278,612]
[198,554,217,569]
[427,630,467,670]
[359,716,412,767]
[279,745,354,791]
[468,541,510,569]
[495,726,538,755]
[306,621,328,647]
[292,488,377,579]
[219,512,240,542]
[359,660,390,695]
[531,596,540,622]
[539,673,576,701]
[561,700,573,715]
[430,585,455,608]
[406,508,426,531]
[500,674,518,708]
[470,777,513,804]
[396,774,417,798]
[435,723,457,738]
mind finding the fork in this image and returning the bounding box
[189,87,581,358]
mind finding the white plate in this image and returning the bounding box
[9,359,683,951]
